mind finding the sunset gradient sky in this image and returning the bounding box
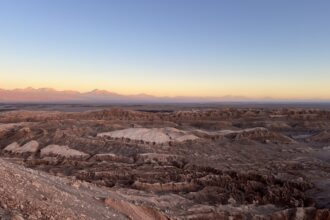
[0,0,329,99]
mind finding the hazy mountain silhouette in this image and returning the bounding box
[0,87,328,103]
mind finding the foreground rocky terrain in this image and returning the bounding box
[1,106,330,219]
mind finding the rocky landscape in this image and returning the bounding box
[0,106,330,219]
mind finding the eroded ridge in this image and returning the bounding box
[1,107,330,219]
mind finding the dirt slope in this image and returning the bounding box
[0,158,127,220]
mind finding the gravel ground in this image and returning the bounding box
[0,158,128,220]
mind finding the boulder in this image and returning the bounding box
[3,141,39,154]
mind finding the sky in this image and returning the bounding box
[0,0,329,99]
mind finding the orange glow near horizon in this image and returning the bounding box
[1,76,329,100]
[1,64,329,100]
[1,1,330,101]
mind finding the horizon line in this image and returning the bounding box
[0,86,330,102]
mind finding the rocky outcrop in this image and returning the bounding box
[308,130,330,143]
[104,197,169,220]
[3,142,20,152]
[183,207,330,220]
[90,153,133,163]
[40,145,90,159]
[98,127,198,144]
[136,153,184,165]
[223,127,295,144]
[0,123,20,139]
[256,207,330,220]
[3,140,39,154]
[132,181,200,193]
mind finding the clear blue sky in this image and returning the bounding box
[0,0,329,98]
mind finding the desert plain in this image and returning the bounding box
[0,104,330,219]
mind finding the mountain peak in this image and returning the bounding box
[39,88,57,92]
[88,89,114,95]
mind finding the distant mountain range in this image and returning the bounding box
[0,87,328,103]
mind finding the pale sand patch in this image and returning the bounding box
[41,145,89,158]
[98,127,198,144]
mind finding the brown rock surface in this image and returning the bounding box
[0,107,330,219]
